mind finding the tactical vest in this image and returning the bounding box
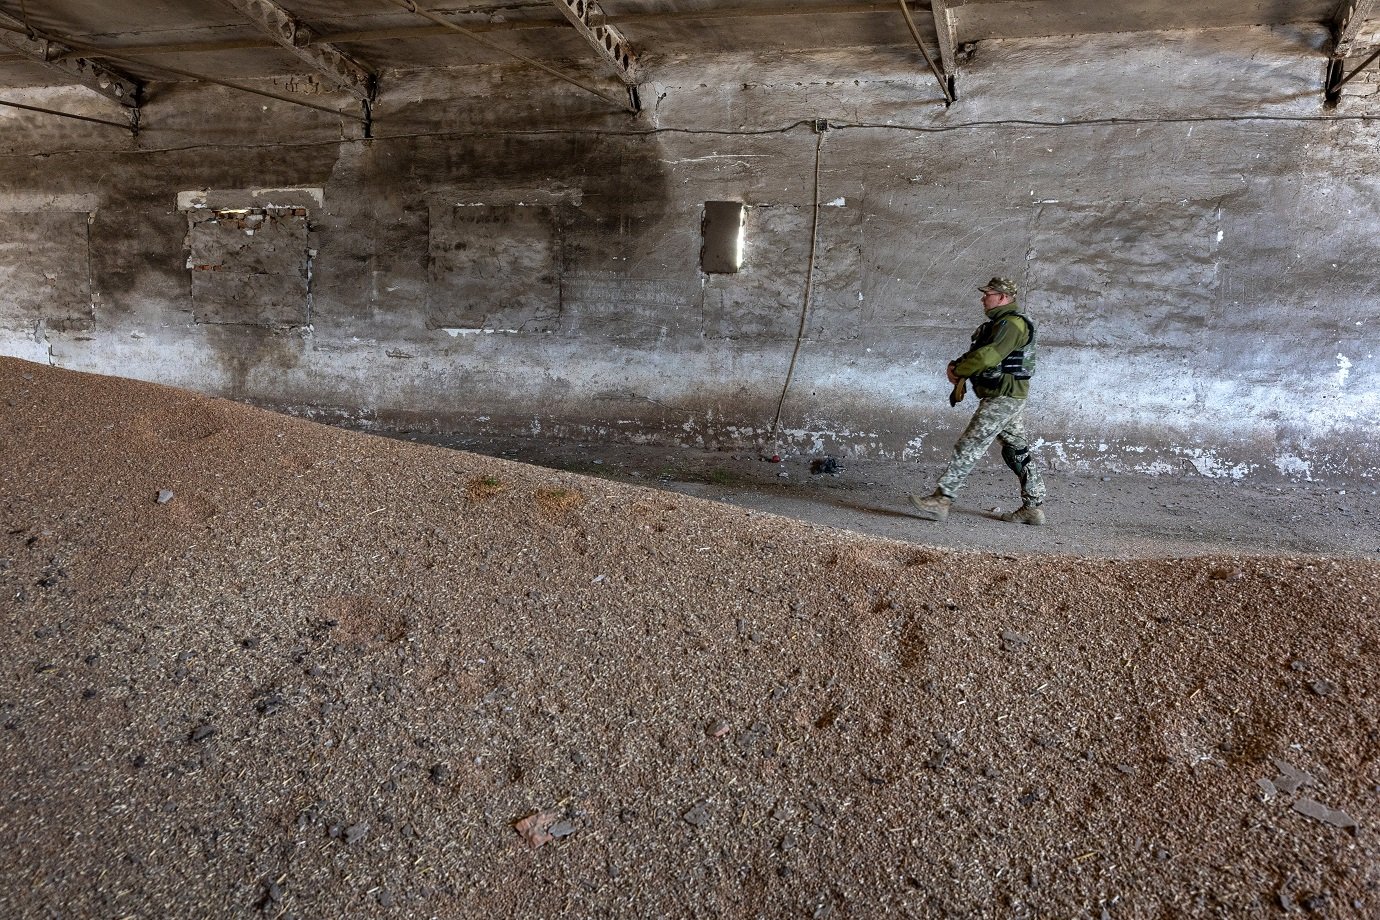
[969,313,1037,387]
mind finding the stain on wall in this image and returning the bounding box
[1027,198,1222,347]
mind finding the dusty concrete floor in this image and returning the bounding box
[397,433,1380,560]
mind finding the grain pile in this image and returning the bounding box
[1,356,1377,919]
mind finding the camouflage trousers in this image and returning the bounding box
[936,395,1046,506]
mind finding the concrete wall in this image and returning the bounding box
[1,25,1377,482]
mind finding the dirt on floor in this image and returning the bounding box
[400,432,1380,561]
[2,356,1378,920]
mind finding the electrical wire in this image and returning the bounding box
[159,111,1380,149]
[0,98,133,130]
[768,127,825,443]
[9,105,1380,158]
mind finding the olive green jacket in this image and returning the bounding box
[951,303,1032,400]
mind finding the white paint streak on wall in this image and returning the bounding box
[1032,438,1258,479]
[0,330,51,364]
[659,155,774,165]
[1337,353,1352,387]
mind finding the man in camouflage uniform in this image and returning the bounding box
[909,276,1047,525]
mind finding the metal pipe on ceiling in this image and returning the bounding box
[0,15,143,106]
[48,38,292,62]
[0,97,135,131]
[70,46,366,122]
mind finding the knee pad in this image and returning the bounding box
[1002,444,1030,476]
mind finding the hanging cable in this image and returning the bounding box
[768,126,825,443]
[898,0,953,105]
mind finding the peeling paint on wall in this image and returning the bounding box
[442,328,523,336]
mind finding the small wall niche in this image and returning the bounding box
[701,201,745,274]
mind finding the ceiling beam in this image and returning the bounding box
[0,19,141,107]
[43,32,367,123]
[552,0,642,85]
[381,0,633,112]
[898,0,952,104]
[324,2,903,44]
[931,0,959,77]
[1334,0,1379,58]
[47,3,900,63]
[51,38,280,62]
[103,53,366,121]
[216,0,375,102]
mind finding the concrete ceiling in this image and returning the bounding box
[0,1,1365,98]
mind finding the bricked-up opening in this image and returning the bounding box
[185,207,311,326]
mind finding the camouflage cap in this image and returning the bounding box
[978,277,1018,296]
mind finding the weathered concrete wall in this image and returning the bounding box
[1,25,1377,482]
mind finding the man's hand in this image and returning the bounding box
[949,377,967,407]
[947,362,966,406]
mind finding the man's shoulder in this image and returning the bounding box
[997,311,1033,334]
[982,312,1028,332]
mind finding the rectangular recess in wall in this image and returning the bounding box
[701,201,745,274]
[185,207,310,325]
[0,211,93,332]
[426,203,559,331]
